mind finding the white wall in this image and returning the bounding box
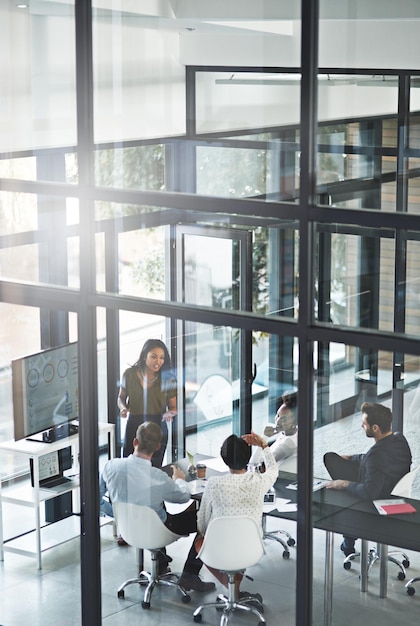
[1,4,420,152]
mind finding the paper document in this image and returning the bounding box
[286,479,327,492]
[202,456,229,473]
[276,502,298,513]
[188,479,207,496]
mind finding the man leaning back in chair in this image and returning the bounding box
[99,421,215,592]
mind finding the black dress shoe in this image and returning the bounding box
[158,549,173,563]
[179,573,216,592]
[238,591,264,611]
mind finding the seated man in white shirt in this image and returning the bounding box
[99,421,215,592]
[250,392,298,473]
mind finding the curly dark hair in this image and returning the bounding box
[220,434,252,470]
[132,339,172,372]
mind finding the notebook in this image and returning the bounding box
[373,498,417,515]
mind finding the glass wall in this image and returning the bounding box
[1,2,420,625]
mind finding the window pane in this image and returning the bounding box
[93,16,186,144]
[316,225,395,331]
[196,72,301,134]
[95,145,165,191]
[0,191,79,286]
[0,4,76,157]
[314,343,419,498]
[408,157,420,214]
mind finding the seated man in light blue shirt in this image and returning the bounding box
[99,421,215,592]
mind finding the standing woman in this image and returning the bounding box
[118,338,177,466]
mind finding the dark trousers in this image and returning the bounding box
[323,452,360,483]
[139,502,201,576]
[324,452,359,547]
[165,502,203,576]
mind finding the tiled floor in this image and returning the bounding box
[0,507,419,626]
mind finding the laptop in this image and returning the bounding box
[30,446,73,488]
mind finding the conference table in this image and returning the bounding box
[270,471,420,625]
[164,459,420,626]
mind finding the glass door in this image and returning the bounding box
[174,225,253,458]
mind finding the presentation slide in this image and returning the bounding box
[13,342,79,439]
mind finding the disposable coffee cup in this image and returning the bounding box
[196,463,206,479]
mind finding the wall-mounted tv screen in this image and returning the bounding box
[12,342,78,442]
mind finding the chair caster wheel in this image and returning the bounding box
[398,572,406,581]
[282,551,290,559]
[254,593,263,603]
[407,586,416,596]
[287,538,296,547]
[193,614,203,622]
[182,594,191,603]
[402,559,410,568]
[141,601,151,609]
[343,561,351,570]
[117,589,124,598]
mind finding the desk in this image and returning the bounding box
[268,473,420,626]
[162,453,228,489]
[0,422,115,569]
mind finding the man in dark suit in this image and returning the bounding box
[324,402,412,556]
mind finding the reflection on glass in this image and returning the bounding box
[317,78,402,210]
[252,333,297,434]
[409,101,420,150]
[184,322,235,458]
[314,344,420,501]
[318,75,398,145]
[407,158,420,215]
[117,227,166,299]
[184,234,234,308]
[196,72,300,134]
[93,16,185,143]
[315,226,395,331]
[94,145,165,190]
[406,240,420,333]
[196,146,270,199]
[0,157,36,181]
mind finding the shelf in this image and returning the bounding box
[2,514,113,559]
[0,422,115,568]
[1,479,79,506]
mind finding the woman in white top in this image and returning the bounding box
[196,431,278,598]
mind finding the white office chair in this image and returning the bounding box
[113,502,191,609]
[343,466,419,580]
[192,516,266,626]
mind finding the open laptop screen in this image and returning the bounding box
[30,447,72,487]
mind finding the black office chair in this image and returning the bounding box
[343,544,408,580]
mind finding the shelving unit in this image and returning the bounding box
[0,422,115,569]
